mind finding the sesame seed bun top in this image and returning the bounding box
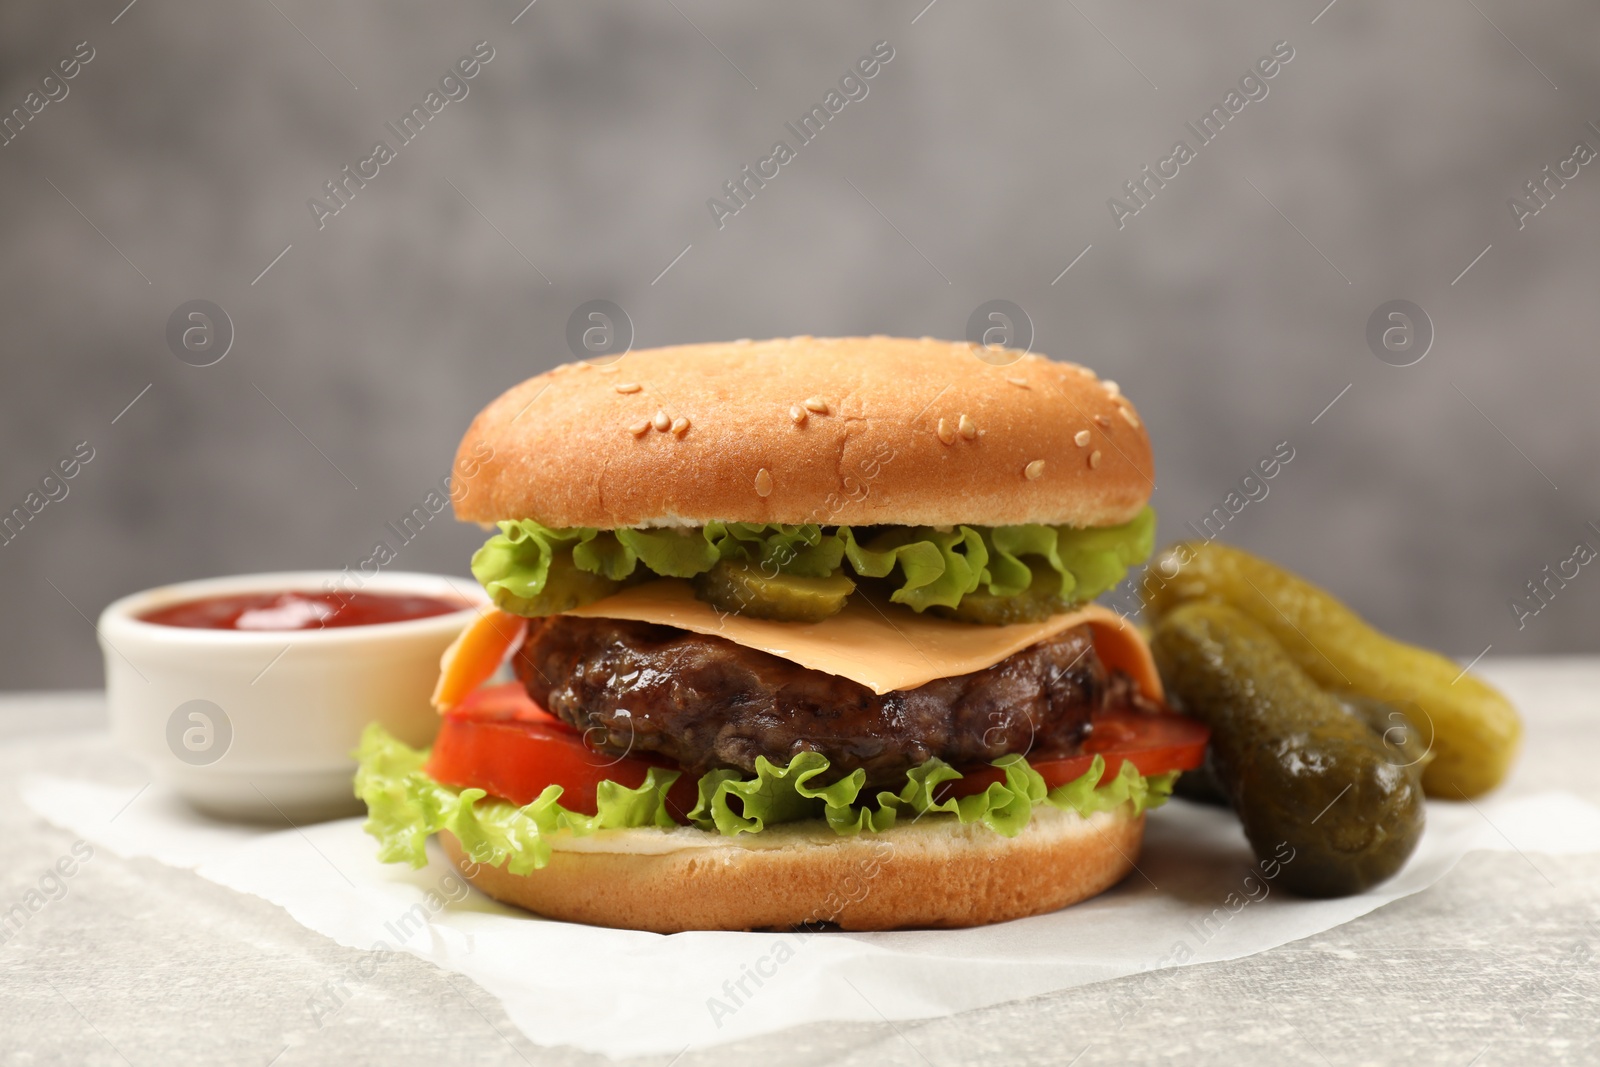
[451,336,1154,530]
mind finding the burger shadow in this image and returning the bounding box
[1121,798,1265,907]
[381,841,549,921]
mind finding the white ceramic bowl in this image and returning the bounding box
[98,571,486,823]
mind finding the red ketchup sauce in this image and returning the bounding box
[139,590,467,631]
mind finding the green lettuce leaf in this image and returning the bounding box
[471,507,1155,618]
[842,525,990,611]
[1049,504,1158,601]
[356,724,1177,875]
[354,723,682,875]
[469,524,622,616]
[704,522,845,579]
[686,748,1175,837]
[979,504,1157,602]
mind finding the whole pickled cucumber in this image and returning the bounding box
[1152,601,1425,898]
[693,561,856,622]
[1173,699,1425,809]
[1143,541,1520,798]
[1340,696,1434,774]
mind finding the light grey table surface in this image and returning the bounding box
[3,659,1597,1067]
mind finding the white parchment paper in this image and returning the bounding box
[21,775,1600,1058]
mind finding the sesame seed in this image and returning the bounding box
[1089,450,1103,469]
[1025,460,1046,481]
[1095,414,1111,428]
[958,414,977,440]
[1006,377,1030,389]
[734,338,752,344]
[670,416,690,436]
[790,405,808,425]
[615,382,642,394]
[628,420,650,436]
[755,468,774,497]
[1103,380,1121,397]
[936,418,956,445]
[652,410,671,432]
[803,396,830,415]
[1119,405,1141,429]
[1074,429,1092,447]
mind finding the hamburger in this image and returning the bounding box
[356,336,1207,931]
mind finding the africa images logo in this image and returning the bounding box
[1106,40,1295,230]
[705,41,895,230]
[306,42,496,231]
[0,40,95,148]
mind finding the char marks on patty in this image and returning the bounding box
[516,615,1151,790]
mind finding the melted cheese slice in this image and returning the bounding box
[565,579,1162,699]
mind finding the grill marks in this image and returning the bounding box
[517,615,1134,789]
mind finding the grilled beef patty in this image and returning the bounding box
[516,615,1149,789]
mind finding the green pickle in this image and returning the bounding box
[1152,601,1425,897]
[933,568,1076,625]
[1144,541,1520,798]
[1340,695,1434,773]
[492,552,622,615]
[693,561,856,622]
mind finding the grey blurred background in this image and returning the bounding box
[2,0,1597,689]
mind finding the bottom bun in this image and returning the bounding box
[441,804,1144,932]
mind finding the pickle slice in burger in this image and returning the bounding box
[692,560,856,621]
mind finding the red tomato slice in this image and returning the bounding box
[425,690,699,822]
[939,709,1210,801]
[428,688,1208,824]
[448,681,571,727]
